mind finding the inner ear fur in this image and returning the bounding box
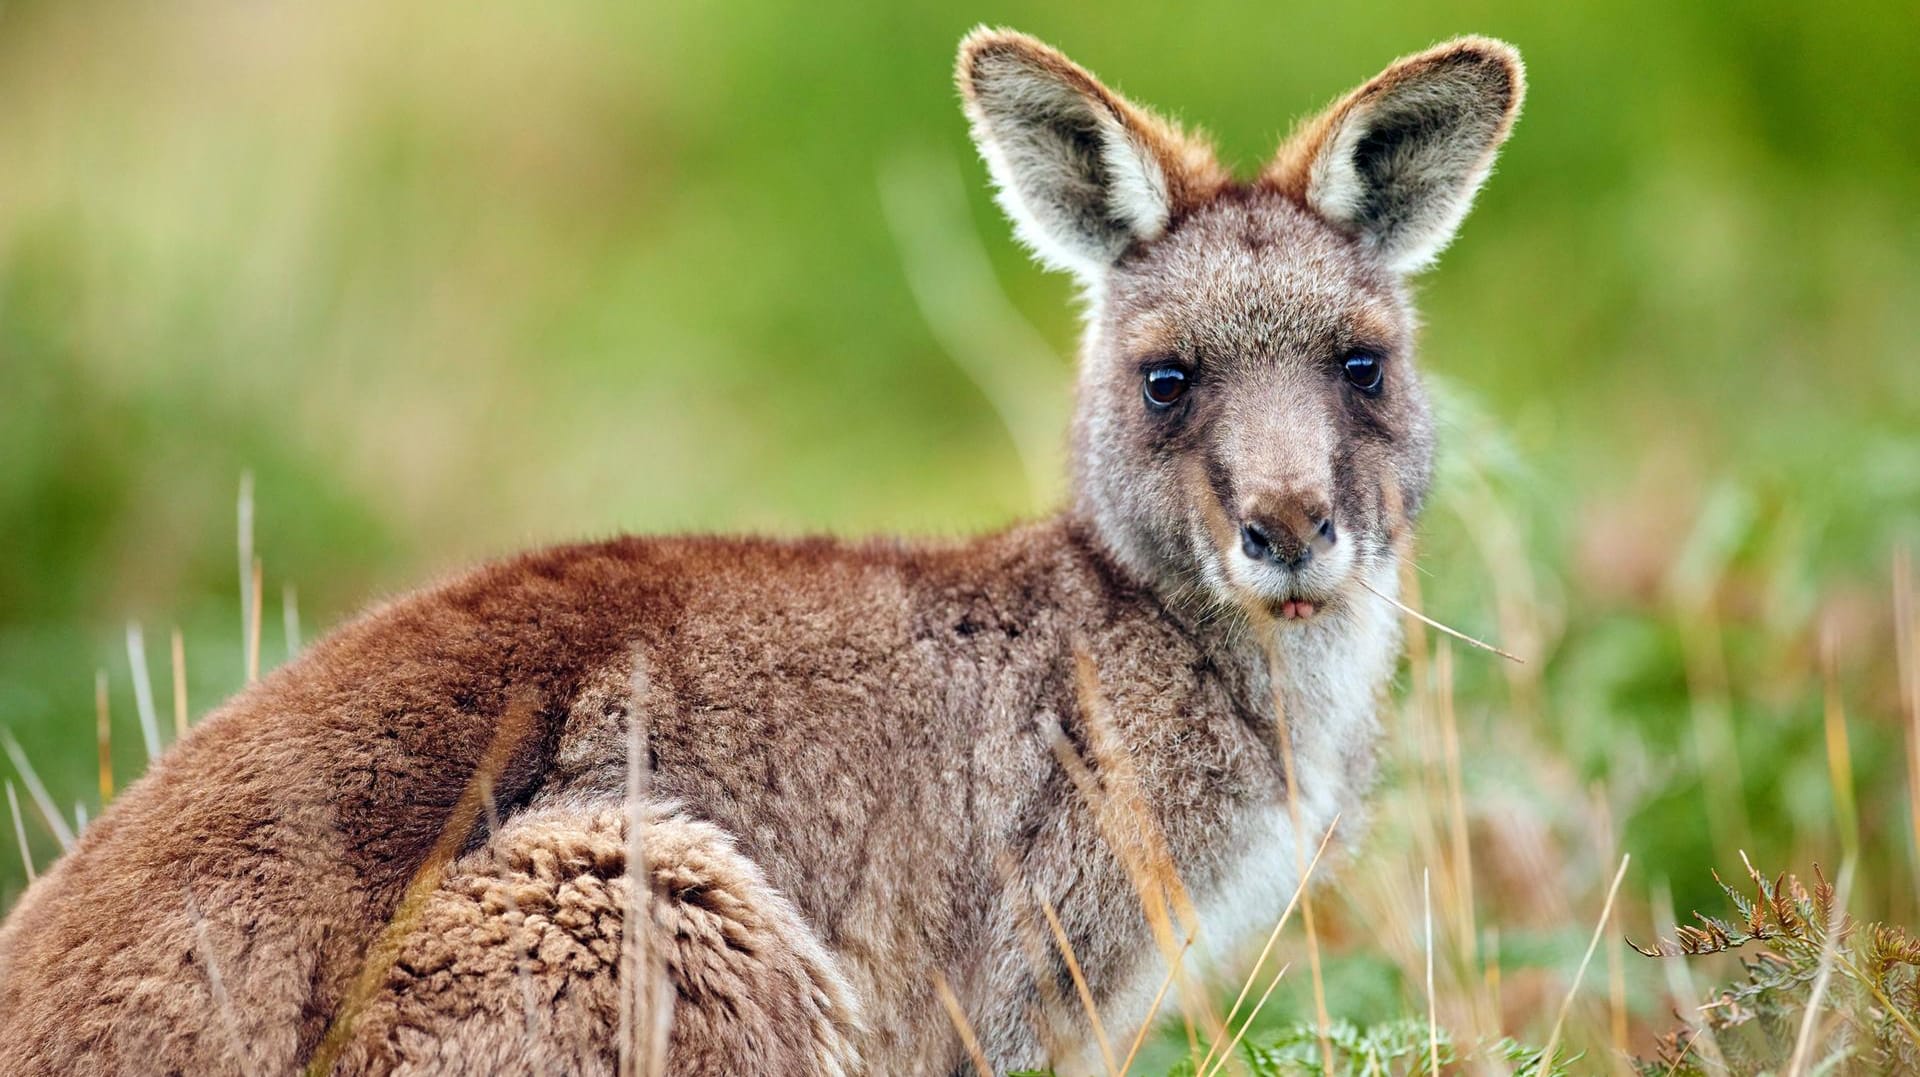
[956,28,1228,279]
[1264,36,1525,274]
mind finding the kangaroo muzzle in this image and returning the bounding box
[1238,490,1337,570]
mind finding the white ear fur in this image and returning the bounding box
[958,31,1178,282]
[1295,38,1524,274]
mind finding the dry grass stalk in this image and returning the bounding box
[1784,858,1854,1077]
[1382,480,1480,1039]
[1198,963,1291,1077]
[1436,641,1482,976]
[1043,721,1209,1068]
[303,694,540,1077]
[619,671,670,1077]
[127,622,161,761]
[1539,853,1631,1071]
[1250,627,1334,1076]
[1063,647,1223,1065]
[1425,868,1440,1077]
[171,627,189,741]
[1117,935,1196,1076]
[284,583,302,659]
[187,891,257,1077]
[1050,737,1215,1072]
[933,971,994,1077]
[247,557,264,686]
[1194,815,1342,1077]
[1594,789,1631,1071]
[96,669,113,804]
[1896,548,1920,907]
[1067,648,1203,934]
[990,851,1079,1061]
[1,729,74,850]
[1355,577,1522,664]
[7,783,34,884]
[1039,897,1119,1076]
[478,777,543,1050]
[1383,498,1498,1046]
[1820,623,1859,861]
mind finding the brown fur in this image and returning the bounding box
[1264,36,1524,201]
[956,29,1232,224]
[0,29,1524,1075]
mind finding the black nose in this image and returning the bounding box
[1239,521,1276,562]
[1239,514,1336,569]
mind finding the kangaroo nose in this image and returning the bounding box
[1238,504,1336,569]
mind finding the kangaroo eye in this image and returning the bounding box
[1343,352,1384,396]
[1142,365,1189,409]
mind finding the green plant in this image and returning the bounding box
[1014,1018,1580,1077]
[1632,861,1920,1075]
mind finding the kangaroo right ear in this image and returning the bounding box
[1267,37,1525,274]
[957,28,1223,283]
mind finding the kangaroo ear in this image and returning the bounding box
[1268,37,1524,274]
[957,28,1223,282]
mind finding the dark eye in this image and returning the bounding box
[1142,365,1189,409]
[1343,352,1385,396]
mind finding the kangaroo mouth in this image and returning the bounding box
[1217,552,1346,624]
[1246,578,1343,623]
[1276,597,1319,621]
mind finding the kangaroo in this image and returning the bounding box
[0,28,1523,1076]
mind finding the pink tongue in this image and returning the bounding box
[1282,599,1317,620]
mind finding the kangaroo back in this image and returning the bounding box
[0,542,668,1071]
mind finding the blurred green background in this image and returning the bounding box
[1,0,1918,1051]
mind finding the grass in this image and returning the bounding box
[1,0,1917,1070]
[7,460,1917,1073]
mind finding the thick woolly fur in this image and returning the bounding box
[0,29,1523,1077]
[336,801,862,1075]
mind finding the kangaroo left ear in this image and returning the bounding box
[1268,37,1524,274]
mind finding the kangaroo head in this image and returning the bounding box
[958,30,1523,621]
